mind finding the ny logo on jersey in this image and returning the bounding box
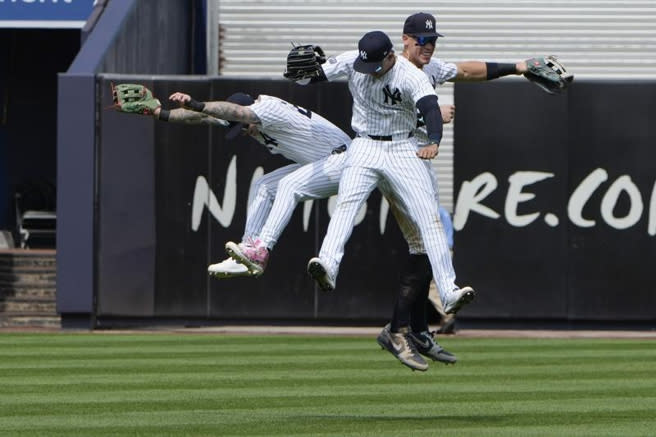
[382,85,402,105]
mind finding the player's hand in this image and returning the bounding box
[516,60,528,74]
[169,92,192,106]
[417,143,439,159]
[440,104,455,124]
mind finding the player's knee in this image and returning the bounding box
[277,178,305,198]
[252,179,277,199]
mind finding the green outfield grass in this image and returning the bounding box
[0,332,655,437]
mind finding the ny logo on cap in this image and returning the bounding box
[425,19,434,30]
[360,50,368,60]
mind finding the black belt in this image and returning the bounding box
[364,132,413,141]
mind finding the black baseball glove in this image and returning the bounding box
[524,56,574,94]
[283,44,326,81]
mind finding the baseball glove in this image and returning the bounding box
[283,44,326,81]
[524,56,574,94]
[111,83,161,115]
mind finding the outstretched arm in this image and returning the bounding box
[154,106,229,127]
[169,92,260,125]
[453,60,527,81]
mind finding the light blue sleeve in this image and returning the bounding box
[439,207,454,249]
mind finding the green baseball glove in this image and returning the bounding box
[111,83,161,115]
[524,56,574,95]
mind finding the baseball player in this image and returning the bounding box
[288,30,475,372]
[379,12,534,363]
[163,91,352,278]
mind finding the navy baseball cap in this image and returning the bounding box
[353,31,394,74]
[403,12,444,37]
[225,92,255,140]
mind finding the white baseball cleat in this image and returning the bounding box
[207,257,253,278]
[307,257,335,292]
[443,286,475,315]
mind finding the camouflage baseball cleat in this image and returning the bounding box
[225,239,269,277]
[408,329,457,364]
[376,325,428,372]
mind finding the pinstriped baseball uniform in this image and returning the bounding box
[415,58,458,143]
[317,50,458,304]
[388,57,459,254]
[255,58,457,251]
[241,95,350,242]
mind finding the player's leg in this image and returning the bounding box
[209,164,300,278]
[374,248,431,371]
[382,169,458,333]
[242,164,301,240]
[384,143,474,315]
[258,152,346,248]
[227,154,345,276]
[309,162,378,291]
[379,181,457,363]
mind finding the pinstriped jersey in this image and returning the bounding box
[415,58,458,143]
[249,95,351,165]
[321,51,437,137]
[422,58,458,88]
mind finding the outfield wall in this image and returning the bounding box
[56,76,656,326]
[454,80,656,322]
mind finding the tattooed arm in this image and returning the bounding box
[168,92,260,125]
[153,106,229,127]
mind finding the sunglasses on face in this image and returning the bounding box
[413,35,438,46]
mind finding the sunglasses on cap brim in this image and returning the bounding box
[412,35,438,46]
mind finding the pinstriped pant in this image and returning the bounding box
[255,151,437,256]
[243,163,302,242]
[318,137,457,302]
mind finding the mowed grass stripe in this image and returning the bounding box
[0,333,655,436]
[2,400,656,436]
[2,363,656,391]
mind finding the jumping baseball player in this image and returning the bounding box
[379,12,536,362]
[110,84,350,276]
[283,30,476,371]
[165,91,352,277]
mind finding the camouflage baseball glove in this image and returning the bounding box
[283,44,326,81]
[524,56,574,95]
[111,83,161,115]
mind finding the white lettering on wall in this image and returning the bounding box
[453,172,500,230]
[568,168,607,228]
[189,156,655,237]
[600,175,643,229]
[455,167,655,235]
[191,156,237,231]
[649,181,656,236]
[505,171,554,227]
